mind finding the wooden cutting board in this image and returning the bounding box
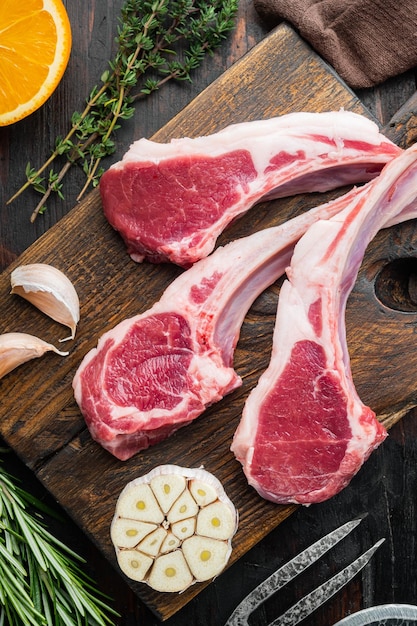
[1,24,417,621]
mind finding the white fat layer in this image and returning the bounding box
[119,111,386,166]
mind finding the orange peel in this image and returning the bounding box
[0,0,72,125]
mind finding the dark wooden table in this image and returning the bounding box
[1,2,417,625]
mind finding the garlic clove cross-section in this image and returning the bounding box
[110,519,158,549]
[196,500,237,540]
[150,473,186,513]
[0,332,68,379]
[111,465,238,593]
[10,263,80,341]
[114,482,165,524]
[117,550,153,582]
[147,550,193,593]
[182,535,230,581]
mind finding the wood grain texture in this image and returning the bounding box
[0,23,417,621]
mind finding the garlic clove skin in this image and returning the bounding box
[10,263,80,342]
[111,464,238,593]
[0,332,69,379]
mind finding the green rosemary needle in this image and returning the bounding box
[0,464,118,625]
[8,0,238,222]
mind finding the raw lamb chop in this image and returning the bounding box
[99,110,400,267]
[231,143,417,505]
[73,189,362,461]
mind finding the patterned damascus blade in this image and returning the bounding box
[225,517,374,626]
[271,538,385,626]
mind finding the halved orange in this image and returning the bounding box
[0,0,72,126]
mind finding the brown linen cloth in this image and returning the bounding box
[254,0,417,88]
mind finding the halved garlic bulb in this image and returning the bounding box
[0,332,68,379]
[10,264,80,341]
[111,465,238,593]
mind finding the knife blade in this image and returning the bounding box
[270,538,385,626]
[225,517,365,626]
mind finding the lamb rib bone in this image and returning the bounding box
[231,143,417,505]
[73,188,364,461]
[99,110,400,267]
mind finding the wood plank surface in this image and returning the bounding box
[0,23,417,621]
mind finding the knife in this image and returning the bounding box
[225,517,384,626]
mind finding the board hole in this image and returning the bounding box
[374,257,417,312]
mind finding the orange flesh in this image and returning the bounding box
[0,0,71,125]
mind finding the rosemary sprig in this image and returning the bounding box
[0,464,118,625]
[8,0,238,222]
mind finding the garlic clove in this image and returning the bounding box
[110,518,157,549]
[182,536,230,582]
[0,332,68,379]
[10,263,80,342]
[137,527,167,557]
[189,479,218,507]
[117,550,153,582]
[115,482,165,525]
[196,500,237,541]
[147,550,193,593]
[160,532,181,554]
[166,489,199,524]
[150,473,186,514]
[110,465,238,593]
[171,516,196,540]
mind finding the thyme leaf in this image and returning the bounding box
[8,0,238,221]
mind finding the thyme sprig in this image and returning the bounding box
[8,0,238,221]
[0,464,118,625]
